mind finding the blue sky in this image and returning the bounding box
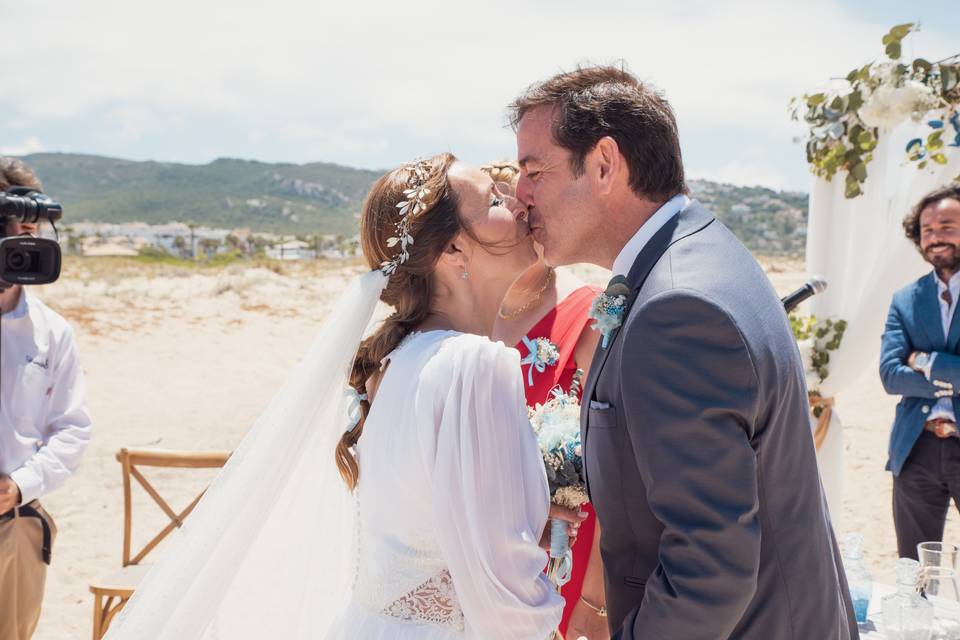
[1,0,955,192]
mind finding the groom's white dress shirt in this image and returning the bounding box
[612,194,691,278]
[1,289,92,505]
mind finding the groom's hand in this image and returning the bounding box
[540,505,587,550]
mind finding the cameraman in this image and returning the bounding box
[0,157,91,639]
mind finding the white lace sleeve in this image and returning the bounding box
[421,335,563,640]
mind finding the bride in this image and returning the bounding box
[106,154,565,639]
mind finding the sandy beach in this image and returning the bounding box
[23,255,956,639]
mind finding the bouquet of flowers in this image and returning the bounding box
[528,378,588,588]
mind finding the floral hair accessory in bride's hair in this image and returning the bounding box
[379,159,435,276]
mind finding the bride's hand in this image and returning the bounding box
[540,504,587,550]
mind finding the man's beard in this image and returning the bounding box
[924,243,960,272]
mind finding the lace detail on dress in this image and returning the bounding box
[381,569,465,632]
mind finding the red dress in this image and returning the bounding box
[515,285,601,637]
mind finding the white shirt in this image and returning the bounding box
[611,194,692,278]
[1,288,92,505]
[926,271,960,423]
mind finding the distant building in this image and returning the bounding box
[266,240,317,260]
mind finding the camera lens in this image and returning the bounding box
[5,248,32,272]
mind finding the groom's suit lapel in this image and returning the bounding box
[581,201,716,409]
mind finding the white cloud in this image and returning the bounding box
[278,123,390,156]
[0,136,46,156]
[0,0,953,189]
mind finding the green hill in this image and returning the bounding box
[19,153,808,255]
[21,153,381,236]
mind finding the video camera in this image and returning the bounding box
[0,187,63,286]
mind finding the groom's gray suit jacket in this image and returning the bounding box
[580,201,857,639]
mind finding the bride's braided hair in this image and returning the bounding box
[336,153,461,490]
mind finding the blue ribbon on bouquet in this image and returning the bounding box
[519,335,547,386]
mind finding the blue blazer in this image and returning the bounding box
[881,271,960,475]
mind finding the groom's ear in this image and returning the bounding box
[593,136,622,196]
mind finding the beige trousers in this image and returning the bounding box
[0,501,56,640]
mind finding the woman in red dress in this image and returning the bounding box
[486,161,608,640]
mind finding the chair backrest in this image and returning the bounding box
[116,448,231,567]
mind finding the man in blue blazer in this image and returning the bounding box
[881,183,960,559]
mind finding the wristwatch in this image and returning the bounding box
[914,352,933,377]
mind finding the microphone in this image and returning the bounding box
[781,276,828,313]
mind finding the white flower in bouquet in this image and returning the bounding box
[859,81,940,130]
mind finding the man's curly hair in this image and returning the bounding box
[0,157,42,191]
[904,183,960,251]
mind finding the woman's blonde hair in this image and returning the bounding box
[481,159,520,190]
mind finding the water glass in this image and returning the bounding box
[918,542,960,640]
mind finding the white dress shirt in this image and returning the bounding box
[925,271,960,423]
[611,194,692,277]
[1,289,92,505]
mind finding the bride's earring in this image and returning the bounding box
[461,268,470,280]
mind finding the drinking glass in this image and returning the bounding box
[918,542,960,639]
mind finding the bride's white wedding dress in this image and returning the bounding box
[104,271,561,640]
[326,330,562,639]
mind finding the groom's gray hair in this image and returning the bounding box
[508,63,687,202]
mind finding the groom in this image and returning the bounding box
[510,66,857,639]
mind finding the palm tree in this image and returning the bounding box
[199,238,221,258]
[173,235,187,258]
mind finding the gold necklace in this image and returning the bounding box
[498,267,555,320]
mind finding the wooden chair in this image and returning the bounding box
[89,448,230,640]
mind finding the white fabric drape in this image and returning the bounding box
[805,118,960,521]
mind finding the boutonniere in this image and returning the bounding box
[519,335,560,386]
[589,276,631,348]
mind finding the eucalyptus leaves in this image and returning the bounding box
[790,314,847,415]
[791,24,960,199]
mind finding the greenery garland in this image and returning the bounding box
[790,314,847,417]
[791,24,960,198]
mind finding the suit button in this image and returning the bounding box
[922,406,931,414]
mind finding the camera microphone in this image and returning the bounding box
[781,276,828,313]
[0,188,63,224]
